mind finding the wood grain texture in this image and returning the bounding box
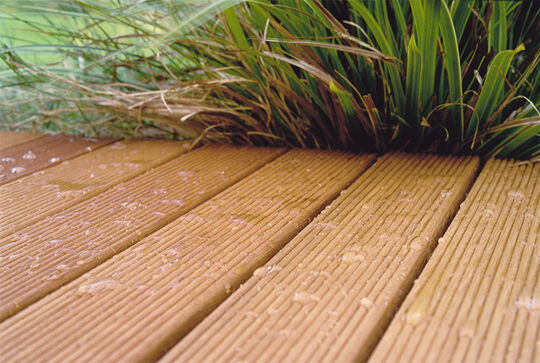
[162,153,479,363]
[370,159,539,363]
[0,145,284,321]
[0,134,116,185]
[0,139,188,239]
[0,132,43,151]
[0,150,374,363]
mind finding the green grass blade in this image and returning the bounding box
[409,0,424,44]
[417,0,440,109]
[349,0,405,112]
[467,44,525,138]
[450,0,471,43]
[439,1,463,141]
[405,35,421,127]
[489,1,507,52]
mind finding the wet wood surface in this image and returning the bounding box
[0,133,537,363]
[0,134,116,185]
[0,131,43,151]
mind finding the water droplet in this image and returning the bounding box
[42,273,60,281]
[56,264,69,271]
[516,294,540,312]
[405,308,424,326]
[409,236,431,251]
[1,157,15,163]
[110,142,125,150]
[150,188,167,195]
[11,167,26,174]
[46,238,67,247]
[161,199,184,206]
[113,220,132,228]
[22,150,36,160]
[440,191,451,198]
[359,297,374,308]
[340,251,365,264]
[508,190,524,201]
[76,280,119,296]
[253,267,266,278]
[49,157,60,163]
[292,291,320,305]
[267,265,281,273]
[404,280,436,326]
[459,319,476,339]
[177,170,194,181]
[224,283,232,293]
[121,201,143,210]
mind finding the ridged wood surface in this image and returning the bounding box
[0,132,536,363]
[370,159,539,363]
[0,131,43,151]
[0,149,374,363]
[0,145,284,321]
[0,139,187,239]
[163,153,480,363]
[0,134,115,185]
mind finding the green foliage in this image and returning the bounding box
[0,0,538,159]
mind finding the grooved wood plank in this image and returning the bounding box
[0,150,375,363]
[0,145,284,322]
[370,159,540,363]
[0,139,188,239]
[162,153,480,363]
[0,134,116,185]
[0,132,43,151]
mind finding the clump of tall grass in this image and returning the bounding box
[1,0,538,159]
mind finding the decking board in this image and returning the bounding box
[0,145,284,321]
[369,159,539,362]
[0,149,374,362]
[0,131,43,151]
[162,153,479,363]
[0,134,115,185]
[0,132,536,363]
[0,139,188,239]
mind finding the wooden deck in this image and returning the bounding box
[0,133,537,362]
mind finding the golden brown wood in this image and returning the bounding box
[370,159,539,363]
[0,138,535,363]
[0,150,374,362]
[0,145,284,321]
[0,139,187,239]
[0,132,43,151]
[0,134,116,185]
[162,153,479,363]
